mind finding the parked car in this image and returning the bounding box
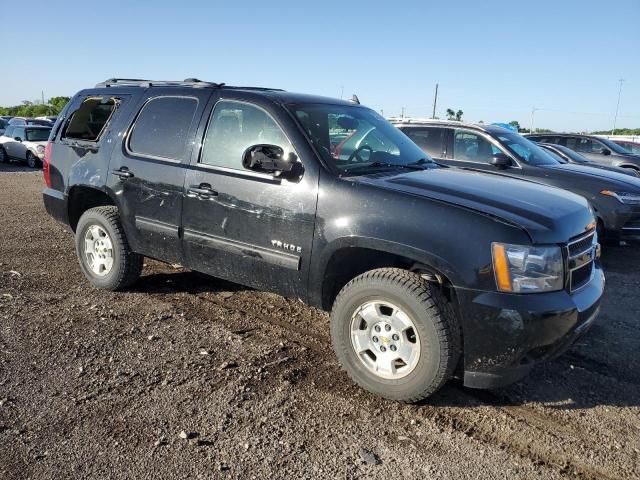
[538,142,639,177]
[0,125,52,168]
[611,140,640,155]
[0,118,7,136]
[392,119,640,243]
[43,79,603,402]
[526,133,640,172]
[8,117,53,127]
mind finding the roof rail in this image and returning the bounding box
[95,78,225,88]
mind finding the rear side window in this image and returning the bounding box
[63,97,118,141]
[403,127,445,158]
[128,96,198,161]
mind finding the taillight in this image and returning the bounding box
[43,141,52,187]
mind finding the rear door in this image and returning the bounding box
[400,126,446,160]
[107,89,212,264]
[181,95,319,298]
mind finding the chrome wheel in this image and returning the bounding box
[350,300,421,380]
[84,225,114,276]
[26,152,37,168]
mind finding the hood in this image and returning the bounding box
[355,168,594,244]
[543,163,640,190]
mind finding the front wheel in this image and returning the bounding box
[75,206,143,290]
[26,151,39,168]
[330,268,461,403]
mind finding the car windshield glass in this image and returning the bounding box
[25,128,51,141]
[597,137,631,154]
[492,131,559,166]
[554,144,589,163]
[290,103,432,174]
[542,147,568,164]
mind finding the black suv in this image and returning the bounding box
[526,133,640,172]
[393,119,640,243]
[43,79,603,402]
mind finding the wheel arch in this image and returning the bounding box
[67,185,118,232]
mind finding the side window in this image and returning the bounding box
[200,100,293,170]
[575,138,594,153]
[403,127,445,158]
[453,130,497,163]
[14,127,25,140]
[4,126,14,138]
[128,96,198,160]
[564,137,577,149]
[63,97,118,141]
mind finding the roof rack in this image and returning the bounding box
[95,78,285,92]
[95,78,225,88]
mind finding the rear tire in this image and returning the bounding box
[75,206,143,290]
[330,268,461,403]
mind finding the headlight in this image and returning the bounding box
[492,243,564,293]
[600,190,640,205]
[36,145,45,154]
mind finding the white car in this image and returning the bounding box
[0,125,52,168]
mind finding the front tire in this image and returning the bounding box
[26,151,39,168]
[330,268,460,403]
[75,206,143,290]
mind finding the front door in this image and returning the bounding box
[107,89,212,264]
[181,97,319,299]
[8,127,27,159]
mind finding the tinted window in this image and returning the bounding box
[64,97,117,141]
[128,96,198,160]
[403,127,445,158]
[14,127,26,140]
[575,138,596,153]
[25,128,51,141]
[201,100,292,170]
[453,130,499,163]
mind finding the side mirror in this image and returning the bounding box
[242,144,303,180]
[601,148,611,156]
[490,152,512,168]
[14,136,22,142]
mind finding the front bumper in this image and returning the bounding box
[601,203,640,242]
[456,263,604,389]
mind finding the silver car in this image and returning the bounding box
[0,125,52,168]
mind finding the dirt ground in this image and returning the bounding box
[0,165,639,480]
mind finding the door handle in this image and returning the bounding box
[112,167,134,179]
[188,183,218,197]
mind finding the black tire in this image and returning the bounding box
[0,147,7,163]
[330,268,461,403]
[75,206,143,290]
[26,151,39,168]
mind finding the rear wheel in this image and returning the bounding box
[330,268,461,402]
[26,151,39,168]
[75,206,143,290]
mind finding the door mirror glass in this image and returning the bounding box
[602,148,611,156]
[242,144,303,179]
[490,152,512,168]
[14,136,22,142]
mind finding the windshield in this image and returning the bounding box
[541,147,568,164]
[553,144,590,163]
[290,104,431,174]
[492,131,560,166]
[597,137,633,154]
[25,128,51,141]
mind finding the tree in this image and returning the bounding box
[446,108,464,121]
[509,120,521,131]
[0,96,71,117]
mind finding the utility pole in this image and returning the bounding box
[612,78,624,136]
[432,83,439,119]
[340,85,344,99]
[401,106,405,118]
[41,90,45,105]
[530,106,538,134]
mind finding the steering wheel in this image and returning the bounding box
[347,144,374,163]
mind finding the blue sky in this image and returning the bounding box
[2,0,638,132]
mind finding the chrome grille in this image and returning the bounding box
[567,229,596,292]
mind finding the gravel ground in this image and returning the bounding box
[1,165,639,479]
